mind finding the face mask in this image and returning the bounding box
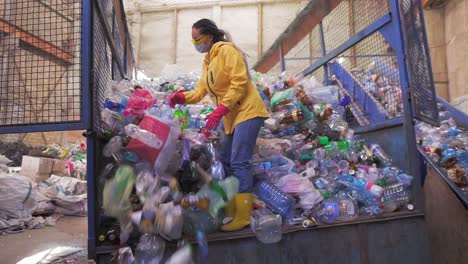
[192,35,211,53]
[194,43,208,53]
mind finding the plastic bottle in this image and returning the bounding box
[134,234,166,264]
[254,181,296,218]
[102,136,123,157]
[336,175,383,197]
[278,110,305,125]
[312,177,335,198]
[313,198,358,224]
[104,98,125,112]
[160,102,173,120]
[360,145,380,165]
[370,144,393,166]
[295,86,313,108]
[188,116,206,129]
[124,124,163,149]
[277,126,299,137]
[250,208,283,243]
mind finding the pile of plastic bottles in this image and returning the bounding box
[250,70,414,228]
[350,60,403,119]
[416,103,467,192]
[99,69,416,262]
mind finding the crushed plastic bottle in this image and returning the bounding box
[250,208,282,243]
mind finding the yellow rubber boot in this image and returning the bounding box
[222,197,236,224]
[221,193,253,231]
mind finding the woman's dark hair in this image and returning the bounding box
[193,19,227,43]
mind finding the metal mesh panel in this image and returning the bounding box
[400,0,439,125]
[330,31,402,128]
[322,0,389,53]
[113,13,124,81]
[267,59,283,77]
[93,7,112,131]
[0,0,82,127]
[284,26,322,77]
[310,66,325,84]
[262,1,308,54]
[101,0,114,35]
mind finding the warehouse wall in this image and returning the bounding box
[443,0,468,104]
[124,0,307,77]
[424,0,468,112]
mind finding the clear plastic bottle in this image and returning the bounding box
[370,143,393,166]
[254,181,296,218]
[336,175,383,197]
[102,136,123,157]
[124,124,163,149]
[188,116,206,129]
[134,234,166,264]
[160,102,173,120]
[250,208,283,243]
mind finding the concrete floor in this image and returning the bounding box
[0,216,88,264]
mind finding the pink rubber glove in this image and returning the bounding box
[205,104,230,130]
[167,91,186,108]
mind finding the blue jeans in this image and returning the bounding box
[220,117,265,193]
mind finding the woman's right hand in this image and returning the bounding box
[167,91,186,108]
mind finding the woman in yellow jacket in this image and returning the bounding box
[168,19,269,231]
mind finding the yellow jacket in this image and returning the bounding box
[184,41,269,134]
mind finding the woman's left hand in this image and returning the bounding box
[206,104,230,130]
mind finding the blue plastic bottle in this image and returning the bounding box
[254,181,295,218]
[188,116,206,129]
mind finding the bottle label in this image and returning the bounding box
[323,202,339,218]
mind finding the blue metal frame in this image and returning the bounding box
[95,0,126,79]
[0,0,93,134]
[412,0,439,126]
[329,62,387,123]
[318,22,329,84]
[85,0,96,260]
[388,0,424,204]
[284,1,434,209]
[303,13,391,77]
